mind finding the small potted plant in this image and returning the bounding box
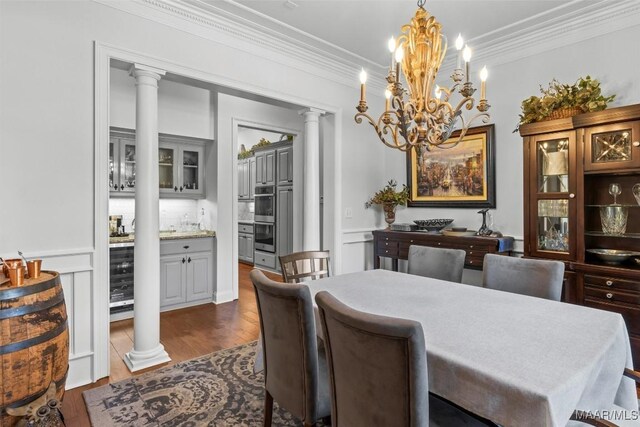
[517,76,615,129]
[365,180,410,227]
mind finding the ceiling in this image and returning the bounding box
[199,0,600,70]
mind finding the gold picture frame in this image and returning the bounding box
[407,125,496,208]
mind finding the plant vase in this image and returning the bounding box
[383,203,397,228]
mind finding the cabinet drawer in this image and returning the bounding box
[584,275,640,293]
[584,298,640,336]
[254,251,277,269]
[161,238,213,255]
[239,223,254,234]
[585,287,640,305]
[465,254,485,268]
[378,241,399,256]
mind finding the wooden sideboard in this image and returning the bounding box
[372,230,514,271]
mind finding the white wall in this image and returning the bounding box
[110,67,214,138]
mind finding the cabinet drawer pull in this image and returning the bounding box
[120,184,124,190]
[188,257,191,263]
[385,243,389,246]
[606,280,613,286]
[183,245,190,249]
[633,141,640,147]
[410,240,414,243]
[438,243,441,246]
[385,250,389,254]
[469,260,474,264]
[182,258,186,264]
[606,292,613,299]
[174,186,178,192]
[569,193,575,199]
[469,252,473,255]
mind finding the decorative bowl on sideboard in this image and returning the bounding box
[413,219,454,232]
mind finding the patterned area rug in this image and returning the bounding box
[83,341,325,426]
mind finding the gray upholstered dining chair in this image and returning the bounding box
[250,269,330,427]
[315,291,492,427]
[407,245,466,283]
[279,250,330,283]
[482,254,565,301]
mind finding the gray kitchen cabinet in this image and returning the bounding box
[186,252,213,302]
[160,255,186,306]
[238,223,254,263]
[249,157,256,199]
[110,127,211,199]
[277,146,293,185]
[160,237,214,311]
[255,150,276,186]
[238,156,255,200]
[276,186,294,260]
[109,130,137,196]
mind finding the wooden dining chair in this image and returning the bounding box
[407,245,466,283]
[315,290,492,427]
[482,254,565,301]
[279,250,330,283]
[570,369,640,426]
[250,269,330,427]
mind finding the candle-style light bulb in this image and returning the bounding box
[462,45,472,83]
[480,66,488,99]
[359,68,367,103]
[385,89,392,111]
[387,36,396,53]
[462,45,472,62]
[434,85,442,100]
[455,34,464,69]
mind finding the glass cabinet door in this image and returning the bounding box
[180,148,202,193]
[530,132,576,260]
[120,141,136,193]
[584,121,640,171]
[159,145,177,193]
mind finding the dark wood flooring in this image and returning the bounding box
[61,263,278,427]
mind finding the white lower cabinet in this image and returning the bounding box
[160,238,215,311]
[160,255,186,307]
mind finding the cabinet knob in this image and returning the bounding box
[182,258,186,264]
[606,280,613,286]
[180,186,183,192]
[410,240,414,243]
[174,186,178,192]
[188,257,191,263]
[569,193,575,199]
[469,260,474,264]
[120,184,124,190]
[469,245,474,249]
[438,243,441,246]
[633,141,640,147]
[113,183,118,190]
[469,252,473,255]
[606,292,613,299]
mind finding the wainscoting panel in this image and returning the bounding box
[11,249,97,390]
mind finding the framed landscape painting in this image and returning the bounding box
[407,124,496,208]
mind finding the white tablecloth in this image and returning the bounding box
[255,269,638,426]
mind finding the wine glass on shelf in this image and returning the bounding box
[609,183,622,205]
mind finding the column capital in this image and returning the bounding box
[298,107,325,119]
[129,63,166,81]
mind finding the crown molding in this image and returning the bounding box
[94,0,640,93]
[441,0,640,72]
[94,0,388,92]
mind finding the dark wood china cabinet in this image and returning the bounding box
[520,104,640,365]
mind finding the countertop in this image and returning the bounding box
[109,230,216,245]
[238,220,254,224]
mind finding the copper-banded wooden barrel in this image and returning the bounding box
[0,271,69,427]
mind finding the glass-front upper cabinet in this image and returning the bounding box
[584,121,640,171]
[159,145,177,194]
[110,131,136,195]
[529,131,577,260]
[180,146,204,196]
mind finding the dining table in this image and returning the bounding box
[253,269,639,426]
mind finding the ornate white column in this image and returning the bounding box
[124,63,170,372]
[300,108,325,250]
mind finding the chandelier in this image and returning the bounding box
[355,0,490,152]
